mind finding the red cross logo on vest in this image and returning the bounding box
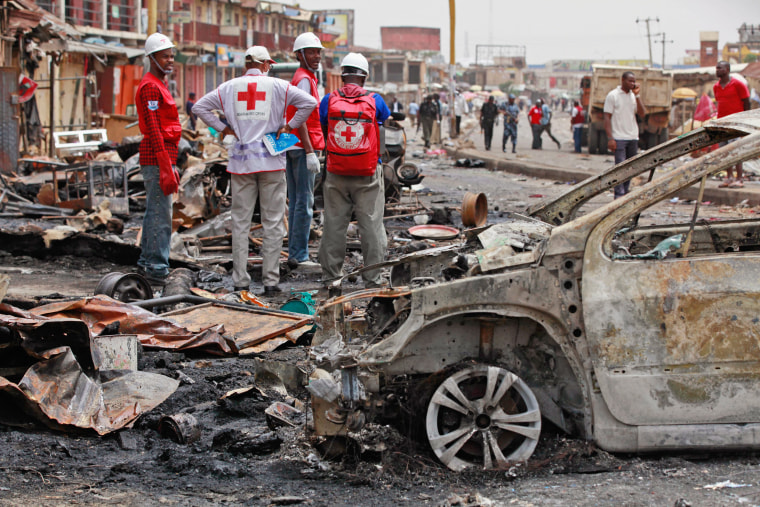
[238,82,267,110]
[334,121,364,150]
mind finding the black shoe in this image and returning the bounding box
[234,285,249,292]
[502,147,506,152]
[512,146,516,153]
[263,285,282,295]
[286,258,299,269]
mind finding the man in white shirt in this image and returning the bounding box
[603,71,647,198]
[193,46,317,294]
[453,90,466,137]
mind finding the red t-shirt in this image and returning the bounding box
[713,77,749,118]
[528,106,542,125]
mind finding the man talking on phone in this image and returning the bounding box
[603,71,647,198]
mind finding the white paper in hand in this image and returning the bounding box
[262,132,299,155]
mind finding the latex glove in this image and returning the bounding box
[156,151,178,195]
[306,152,320,174]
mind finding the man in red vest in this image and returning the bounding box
[285,33,324,272]
[318,53,391,290]
[571,100,585,153]
[135,33,181,285]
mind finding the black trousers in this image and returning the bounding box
[483,121,494,149]
[531,124,542,149]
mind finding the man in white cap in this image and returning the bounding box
[193,46,317,294]
[135,32,181,285]
[285,33,324,272]
[318,52,391,290]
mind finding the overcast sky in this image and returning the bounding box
[297,0,758,65]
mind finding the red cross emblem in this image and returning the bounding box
[340,126,357,143]
[237,82,267,111]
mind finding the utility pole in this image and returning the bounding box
[449,0,456,139]
[636,17,659,67]
[655,33,674,69]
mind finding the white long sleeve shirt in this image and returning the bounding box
[193,68,317,174]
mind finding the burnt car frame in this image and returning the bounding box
[310,110,760,471]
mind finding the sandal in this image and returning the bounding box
[728,180,744,188]
[718,178,733,188]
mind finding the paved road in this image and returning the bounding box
[407,109,760,208]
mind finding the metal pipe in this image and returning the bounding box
[130,293,314,319]
[49,56,55,157]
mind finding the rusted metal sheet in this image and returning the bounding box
[15,347,178,434]
[161,302,313,351]
[0,304,178,434]
[31,295,237,355]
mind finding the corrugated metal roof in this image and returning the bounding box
[7,0,82,40]
[38,39,143,59]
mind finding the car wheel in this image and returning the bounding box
[598,129,608,155]
[94,272,153,302]
[425,364,541,471]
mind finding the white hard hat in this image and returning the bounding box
[340,52,369,76]
[145,33,175,56]
[293,32,323,52]
[245,46,275,64]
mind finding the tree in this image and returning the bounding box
[743,53,757,63]
[499,81,515,95]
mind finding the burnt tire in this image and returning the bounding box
[424,364,541,471]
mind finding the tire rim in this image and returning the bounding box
[425,365,541,471]
[94,272,153,302]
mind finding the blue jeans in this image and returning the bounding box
[286,149,315,262]
[613,139,639,198]
[573,126,583,153]
[138,164,173,277]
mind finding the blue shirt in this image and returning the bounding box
[320,90,391,163]
[501,103,520,123]
[540,104,552,126]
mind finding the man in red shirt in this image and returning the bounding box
[135,33,181,285]
[714,61,750,187]
[528,100,543,149]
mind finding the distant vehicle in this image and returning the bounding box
[310,110,760,472]
[581,65,673,155]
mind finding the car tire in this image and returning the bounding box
[598,129,608,155]
[588,124,598,154]
[425,363,542,471]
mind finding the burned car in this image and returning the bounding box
[309,110,760,471]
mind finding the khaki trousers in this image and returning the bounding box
[319,167,387,286]
[230,170,286,287]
